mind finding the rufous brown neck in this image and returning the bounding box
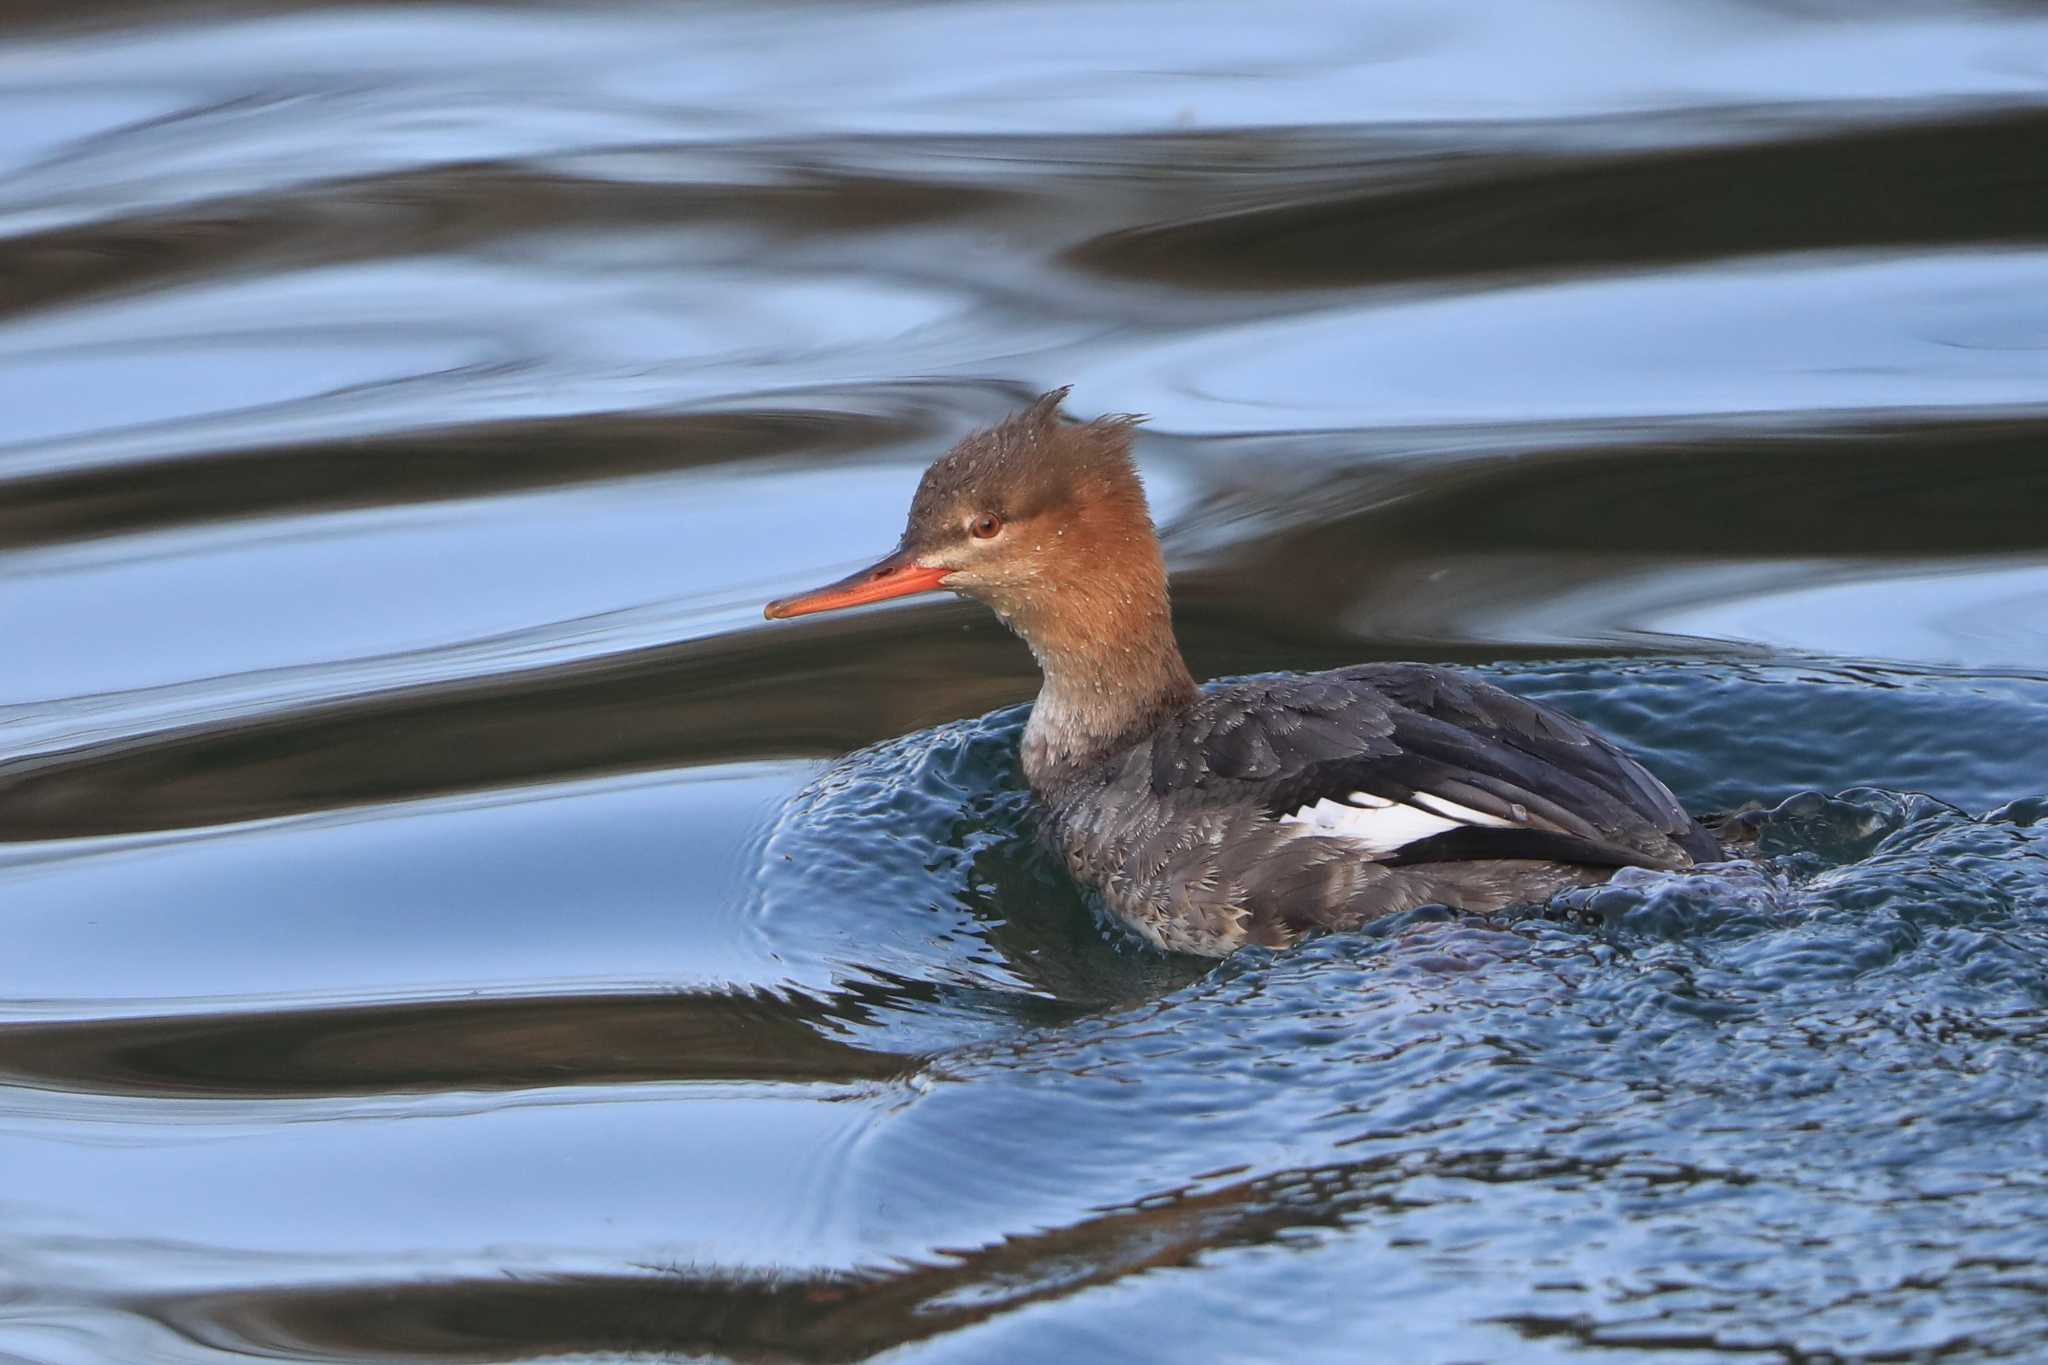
[759,390,1197,786]
[1002,489,1197,790]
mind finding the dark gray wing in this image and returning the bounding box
[1148,663,1720,870]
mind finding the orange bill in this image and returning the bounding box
[763,550,952,619]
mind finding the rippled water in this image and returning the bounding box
[4,2,2048,1360]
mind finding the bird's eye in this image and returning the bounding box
[970,513,1004,539]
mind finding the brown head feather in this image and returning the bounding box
[893,389,1192,780]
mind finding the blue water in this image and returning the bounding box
[4,2,2048,1360]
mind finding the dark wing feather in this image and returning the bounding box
[1367,666,1720,862]
[1380,827,1652,868]
[1153,664,1719,870]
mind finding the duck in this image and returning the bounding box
[765,389,1721,957]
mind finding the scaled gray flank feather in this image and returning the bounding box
[1036,664,1720,955]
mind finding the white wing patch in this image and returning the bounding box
[1277,790,1518,857]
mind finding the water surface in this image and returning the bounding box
[4,2,2048,1361]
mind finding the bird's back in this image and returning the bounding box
[1035,663,1720,954]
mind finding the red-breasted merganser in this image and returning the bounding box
[765,390,1721,956]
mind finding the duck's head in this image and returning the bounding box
[763,388,1166,641]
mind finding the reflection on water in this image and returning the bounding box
[4,1,2048,1360]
